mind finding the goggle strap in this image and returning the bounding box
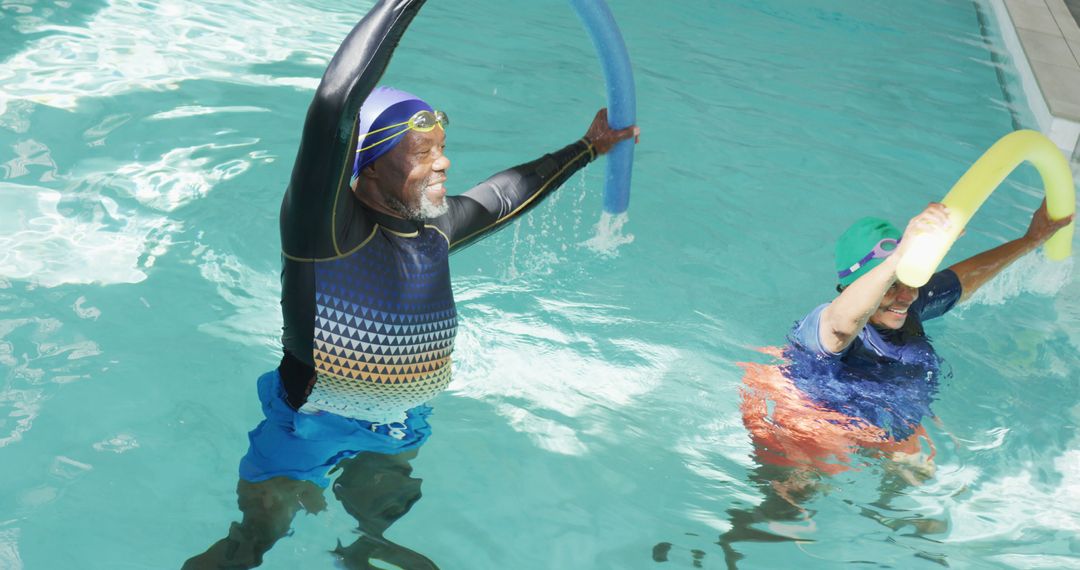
[363,119,412,138]
[356,125,411,154]
[835,238,899,278]
[354,111,445,155]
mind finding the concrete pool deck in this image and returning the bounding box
[993,0,1080,158]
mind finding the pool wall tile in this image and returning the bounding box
[1016,28,1080,66]
[1049,0,1080,39]
[995,0,1080,155]
[1030,60,1080,118]
[1006,0,1066,34]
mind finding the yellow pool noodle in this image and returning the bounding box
[896,130,1076,287]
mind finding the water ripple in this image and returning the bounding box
[0,182,176,286]
[0,0,369,118]
[192,244,281,349]
[0,315,100,447]
[452,278,678,455]
[0,525,22,570]
[106,138,261,212]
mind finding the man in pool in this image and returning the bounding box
[713,200,1072,567]
[184,1,638,568]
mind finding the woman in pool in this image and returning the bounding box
[715,200,1072,567]
[783,201,1069,449]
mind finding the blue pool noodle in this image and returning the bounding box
[569,0,637,214]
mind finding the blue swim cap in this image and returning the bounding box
[351,86,434,185]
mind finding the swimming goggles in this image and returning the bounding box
[357,109,449,154]
[837,238,899,279]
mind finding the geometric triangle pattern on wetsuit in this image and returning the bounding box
[304,225,457,423]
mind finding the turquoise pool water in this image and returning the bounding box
[2,0,1079,568]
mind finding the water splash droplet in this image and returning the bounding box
[583,212,634,256]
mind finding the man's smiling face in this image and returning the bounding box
[361,126,451,221]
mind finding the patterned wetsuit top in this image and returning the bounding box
[277,0,595,422]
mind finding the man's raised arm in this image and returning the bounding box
[281,0,427,259]
[946,199,1073,302]
[443,108,638,251]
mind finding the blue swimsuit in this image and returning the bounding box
[785,270,963,439]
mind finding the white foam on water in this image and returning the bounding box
[104,139,261,212]
[49,456,93,480]
[941,450,1080,542]
[72,297,101,321]
[0,317,102,448]
[954,251,1074,309]
[0,527,23,570]
[582,211,635,256]
[451,295,675,455]
[1056,262,1080,352]
[988,554,1080,569]
[0,122,267,288]
[0,139,58,181]
[500,177,590,280]
[0,0,368,118]
[92,433,139,454]
[956,426,1010,451]
[495,404,588,456]
[685,507,738,534]
[0,182,177,287]
[675,416,757,482]
[910,404,1080,545]
[147,105,271,121]
[193,247,282,349]
[0,387,44,450]
[453,322,672,418]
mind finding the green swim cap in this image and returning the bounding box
[835,217,901,287]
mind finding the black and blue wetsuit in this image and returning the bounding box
[277,0,595,422]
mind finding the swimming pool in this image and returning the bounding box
[2,0,1079,568]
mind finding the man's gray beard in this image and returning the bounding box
[382,177,448,221]
[418,187,449,219]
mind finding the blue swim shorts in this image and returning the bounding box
[238,369,433,488]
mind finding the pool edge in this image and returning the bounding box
[990,0,1080,159]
